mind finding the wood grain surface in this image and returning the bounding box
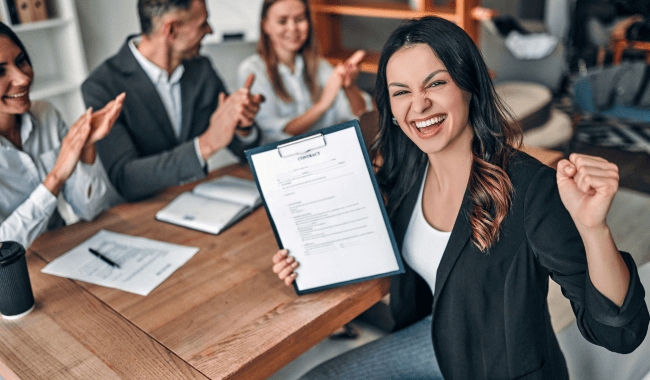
[0,252,207,380]
[26,164,390,379]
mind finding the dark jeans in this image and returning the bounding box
[300,315,443,380]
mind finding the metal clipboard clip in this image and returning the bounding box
[277,133,326,158]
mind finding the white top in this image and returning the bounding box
[402,166,452,294]
[237,54,373,145]
[0,101,110,248]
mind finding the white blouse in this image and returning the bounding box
[0,101,112,248]
[402,165,452,294]
[237,54,373,145]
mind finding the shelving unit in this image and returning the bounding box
[1,0,88,125]
[311,0,481,73]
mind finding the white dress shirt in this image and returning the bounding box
[402,165,452,294]
[237,54,373,145]
[0,101,109,248]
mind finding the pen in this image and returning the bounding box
[88,248,121,269]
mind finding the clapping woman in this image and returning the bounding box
[272,17,649,380]
[0,22,124,248]
[237,0,374,145]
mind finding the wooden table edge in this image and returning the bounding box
[0,250,209,380]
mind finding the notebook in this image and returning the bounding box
[155,176,262,234]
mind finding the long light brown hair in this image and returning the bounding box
[257,0,321,103]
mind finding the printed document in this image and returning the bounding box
[250,126,401,292]
[41,230,199,296]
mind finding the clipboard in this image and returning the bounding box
[246,120,404,295]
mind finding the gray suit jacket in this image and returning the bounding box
[82,37,260,201]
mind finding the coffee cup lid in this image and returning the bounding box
[0,241,26,267]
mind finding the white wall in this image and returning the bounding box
[75,0,140,72]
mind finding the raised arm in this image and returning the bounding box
[556,153,628,306]
[341,50,369,117]
[0,111,89,248]
[62,94,124,220]
[0,98,123,246]
[283,51,370,135]
[42,108,93,197]
[525,160,648,353]
[281,63,346,136]
[238,52,370,142]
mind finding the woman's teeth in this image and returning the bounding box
[5,92,27,99]
[415,115,446,132]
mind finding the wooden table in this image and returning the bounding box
[0,164,389,380]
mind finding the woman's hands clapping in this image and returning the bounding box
[43,93,125,196]
[283,50,367,136]
[87,92,126,147]
[272,249,299,286]
[342,50,365,88]
[319,50,366,110]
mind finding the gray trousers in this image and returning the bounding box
[300,315,444,380]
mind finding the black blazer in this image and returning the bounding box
[82,37,260,201]
[389,151,649,380]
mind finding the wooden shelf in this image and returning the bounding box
[312,0,457,21]
[311,0,481,74]
[10,17,72,32]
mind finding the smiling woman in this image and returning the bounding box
[237,0,374,145]
[272,16,649,380]
[0,22,124,249]
[0,33,33,137]
[386,46,473,168]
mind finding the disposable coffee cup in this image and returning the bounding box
[0,241,35,320]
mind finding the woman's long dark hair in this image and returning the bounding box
[257,0,321,103]
[0,22,32,67]
[371,16,522,251]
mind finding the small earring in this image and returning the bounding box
[392,117,398,125]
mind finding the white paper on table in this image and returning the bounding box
[41,230,199,296]
[250,126,401,292]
